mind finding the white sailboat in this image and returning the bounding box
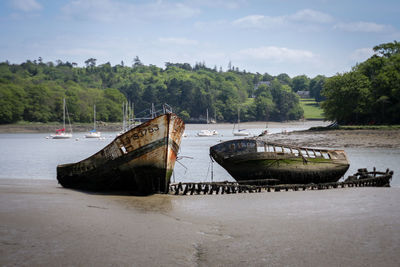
[197,109,218,136]
[85,104,101,138]
[233,107,249,136]
[51,98,72,139]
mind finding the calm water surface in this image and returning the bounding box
[0,121,398,186]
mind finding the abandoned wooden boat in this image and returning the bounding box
[169,168,393,195]
[210,139,350,184]
[57,112,185,195]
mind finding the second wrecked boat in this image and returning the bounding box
[210,139,350,184]
[57,108,185,195]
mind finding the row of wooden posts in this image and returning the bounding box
[169,169,393,196]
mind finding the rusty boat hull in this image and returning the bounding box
[210,139,350,184]
[57,113,185,195]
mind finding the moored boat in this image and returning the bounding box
[57,111,185,195]
[51,98,73,139]
[210,139,350,184]
[232,108,249,136]
[197,130,213,137]
[85,104,101,138]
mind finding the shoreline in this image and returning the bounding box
[0,122,124,133]
[260,128,400,149]
[0,120,326,133]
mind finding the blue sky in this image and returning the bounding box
[1,0,399,77]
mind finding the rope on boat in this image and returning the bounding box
[169,168,393,196]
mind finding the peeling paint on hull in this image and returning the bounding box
[57,113,185,195]
[210,139,350,184]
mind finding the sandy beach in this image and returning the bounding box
[0,179,399,266]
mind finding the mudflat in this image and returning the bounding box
[1,179,399,266]
[262,128,400,149]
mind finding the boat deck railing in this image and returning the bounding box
[133,103,173,123]
[252,140,345,160]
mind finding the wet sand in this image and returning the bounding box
[1,179,399,266]
[261,128,400,149]
[1,123,400,266]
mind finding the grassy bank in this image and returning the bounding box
[300,98,324,120]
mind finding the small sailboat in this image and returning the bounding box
[233,107,249,136]
[85,104,101,138]
[51,98,72,139]
[197,109,217,137]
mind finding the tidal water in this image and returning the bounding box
[0,121,398,186]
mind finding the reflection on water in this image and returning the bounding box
[0,121,398,187]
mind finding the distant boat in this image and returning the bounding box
[197,109,218,136]
[197,129,214,137]
[57,110,185,195]
[85,104,101,138]
[210,139,350,185]
[233,107,249,136]
[51,98,72,139]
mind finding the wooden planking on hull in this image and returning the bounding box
[57,113,185,195]
[210,139,350,184]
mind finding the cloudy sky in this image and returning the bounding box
[1,0,399,77]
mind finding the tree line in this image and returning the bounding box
[322,41,400,125]
[0,58,305,124]
[1,40,398,125]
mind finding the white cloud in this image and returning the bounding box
[350,47,375,62]
[61,0,200,22]
[232,9,332,30]
[145,1,201,19]
[194,19,230,31]
[61,0,128,22]
[334,21,393,33]
[56,48,108,57]
[233,15,284,29]
[158,37,198,45]
[188,0,245,9]
[236,46,316,63]
[290,9,333,24]
[11,0,42,12]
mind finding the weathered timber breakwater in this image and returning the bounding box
[169,168,393,195]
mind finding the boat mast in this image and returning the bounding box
[122,102,126,132]
[63,98,66,130]
[237,107,240,130]
[127,101,130,129]
[131,102,134,127]
[93,104,96,131]
[151,103,155,118]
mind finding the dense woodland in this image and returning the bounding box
[0,57,308,124]
[322,41,400,125]
[0,41,398,125]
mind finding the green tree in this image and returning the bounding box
[292,75,310,92]
[309,75,326,102]
[322,71,372,124]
